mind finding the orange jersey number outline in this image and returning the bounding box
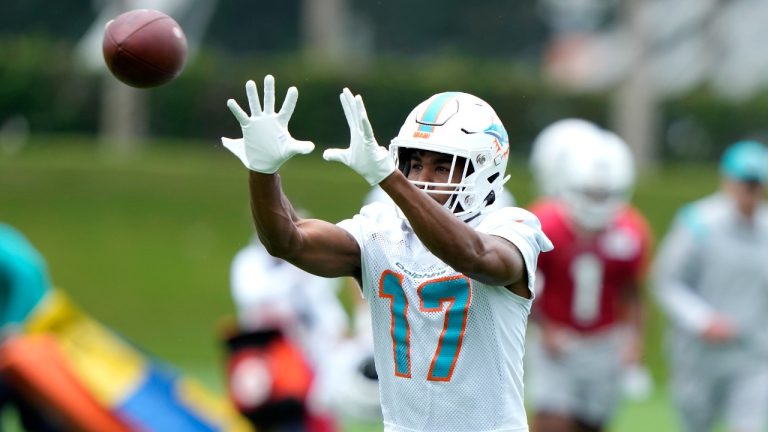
[378,270,472,381]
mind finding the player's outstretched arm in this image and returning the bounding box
[221,76,361,278]
[247,172,362,278]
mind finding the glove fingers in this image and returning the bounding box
[348,89,361,124]
[354,95,375,142]
[278,87,299,126]
[288,139,315,156]
[354,94,370,139]
[263,75,276,114]
[339,88,357,131]
[361,117,376,143]
[355,94,368,119]
[245,80,262,116]
[322,148,350,165]
[226,99,250,126]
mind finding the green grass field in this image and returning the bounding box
[0,136,722,431]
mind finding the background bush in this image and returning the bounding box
[4,37,768,161]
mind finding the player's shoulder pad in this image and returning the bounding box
[676,195,725,241]
[359,201,399,223]
[619,205,653,235]
[478,207,554,252]
[480,206,541,229]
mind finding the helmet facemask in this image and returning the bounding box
[391,135,508,221]
[394,148,473,215]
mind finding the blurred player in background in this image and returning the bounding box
[222,75,552,431]
[527,123,654,432]
[225,230,384,430]
[224,234,347,431]
[651,140,768,432]
[0,223,249,432]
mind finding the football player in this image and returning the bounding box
[651,140,768,432]
[224,235,349,431]
[527,129,653,432]
[222,75,553,431]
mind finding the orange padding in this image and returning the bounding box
[0,334,133,432]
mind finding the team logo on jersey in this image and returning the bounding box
[394,262,450,279]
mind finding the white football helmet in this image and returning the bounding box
[559,131,635,231]
[389,92,510,221]
[529,118,604,197]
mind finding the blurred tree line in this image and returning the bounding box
[0,0,548,58]
[2,0,768,161]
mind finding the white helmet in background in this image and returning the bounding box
[530,118,604,197]
[389,92,510,221]
[560,131,636,231]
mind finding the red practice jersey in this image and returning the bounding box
[531,199,652,333]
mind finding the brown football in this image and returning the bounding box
[102,9,187,88]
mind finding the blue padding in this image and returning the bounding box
[117,364,217,432]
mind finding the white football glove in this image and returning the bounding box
[222,75,314,173]
[323,88,395,186]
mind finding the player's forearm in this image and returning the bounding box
[248,171,303,257]
[380,172,489,271]
[624,296,647,360]
[622,282,646,332]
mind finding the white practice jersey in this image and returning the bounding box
[338,202,552,432]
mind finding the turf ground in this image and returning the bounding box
[0,136,721,431]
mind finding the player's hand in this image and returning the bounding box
[621,364,653,401]
[701,315,736,344]
[221,75,314,173]
[620,332,644,365]
[540,322,569,357]
[323,88,395,185]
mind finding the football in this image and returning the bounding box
[102,9,187,88]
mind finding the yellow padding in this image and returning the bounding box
[22,289,145,406]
